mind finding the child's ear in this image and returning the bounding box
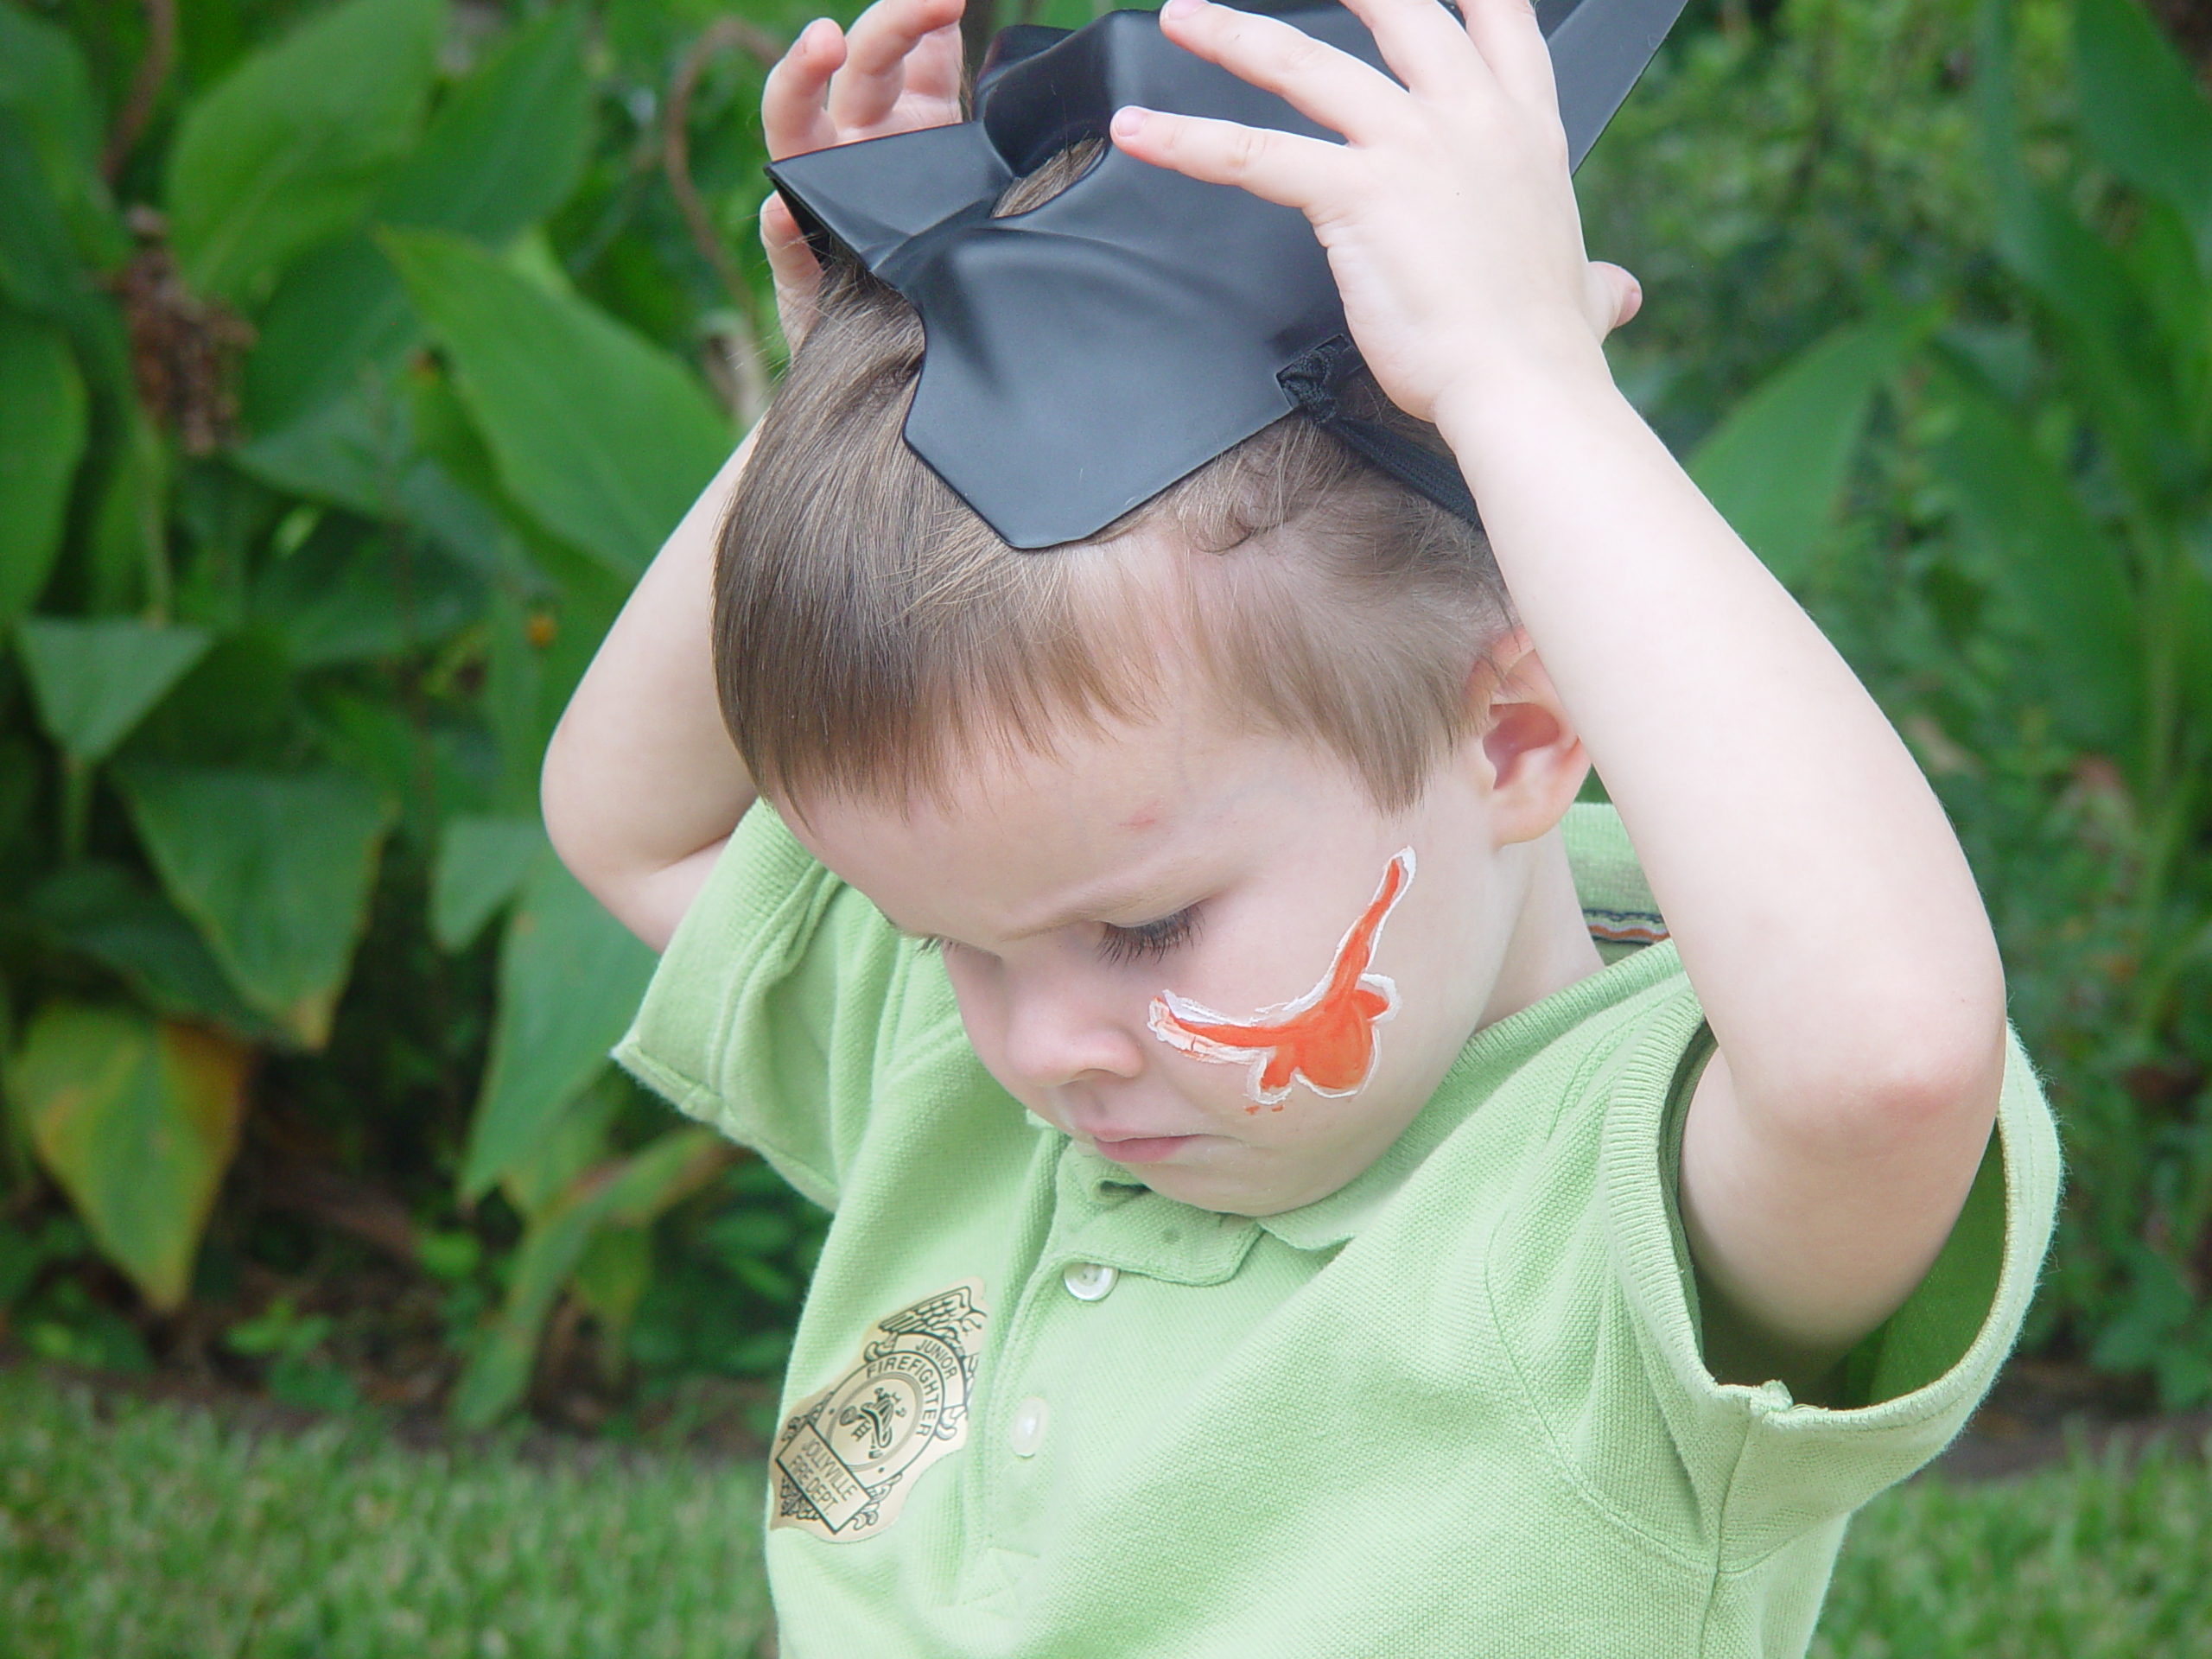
[1464,632,1591,846]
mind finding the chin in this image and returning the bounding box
[1135,1160,1328,1218]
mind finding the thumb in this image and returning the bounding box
[1583,261,1642,340]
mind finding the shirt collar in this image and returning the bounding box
[1255,941,1682,1251]
[1028,944,1679,1257]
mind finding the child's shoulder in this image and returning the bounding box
[614,799,981,1206]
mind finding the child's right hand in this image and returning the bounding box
[760,0,968,345]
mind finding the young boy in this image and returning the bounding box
[543,0,2058,1652]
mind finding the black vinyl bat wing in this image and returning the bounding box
[769,0,1688,549]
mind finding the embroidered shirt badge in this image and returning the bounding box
[772,1281,988,1542]
[1147,849,1414,1110]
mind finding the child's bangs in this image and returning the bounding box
[713,264,1514,817]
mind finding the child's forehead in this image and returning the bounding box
[784,720,1379,925]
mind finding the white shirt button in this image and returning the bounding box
[1062,1262,1119,1302]
[1008,1395,1049,1457]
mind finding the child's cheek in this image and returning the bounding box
[1147,849,1414,1114]
[937,948,1018,1084]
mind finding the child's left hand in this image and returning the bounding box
[760,0,969,345]
[1109,0,1640,429]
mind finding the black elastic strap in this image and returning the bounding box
[1278,335,1483,530]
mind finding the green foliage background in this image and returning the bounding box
[0,0,2208,1427]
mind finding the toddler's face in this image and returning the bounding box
[785,691,1554,1216]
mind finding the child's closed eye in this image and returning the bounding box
[1097,906,1203,966]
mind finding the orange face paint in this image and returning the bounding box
[1147,849,1414,1112]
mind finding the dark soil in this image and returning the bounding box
[1936,1355,2210,1480]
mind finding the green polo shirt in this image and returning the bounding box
[616,802,2061,1659]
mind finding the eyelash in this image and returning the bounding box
[911,906,1204,964]
[1096,906,1202,966]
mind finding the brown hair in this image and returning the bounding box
[716,150,1515,816]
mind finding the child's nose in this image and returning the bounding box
[999,982,1147,1090]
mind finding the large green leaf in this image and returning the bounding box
[116,766,396,1049]
[570,1223,653,1365]
[0,7,121,276]
[1977,0,2172,505]
[16,618,213,766]
[432,814,548,950]
[497,1065,628,1221]
[124,628,297,768]
[234,375,510,574]
[0,309,87,626]
[1688,316,1919,585]
[10,1002,252,1312]
[380,7,593,240]
[251,522,485,667]
[165,0,444,303]
[1923,358,2141,756]
[450,1125,729,1427]
[2074,0,2212,255]
[461,854,658,1198]
[384,228,731,578]
[0,109,83,322]
[240,235,421,433]
[0,8,100,194]
[404,365,630,745]
[244,9,594,430]
[0,15,122,361]
[25,863,285,1042]
[2173,546,2212,746]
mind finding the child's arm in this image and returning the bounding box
[1116,0,2007,1386]
[542,0,967,950]
[542,431,759,950]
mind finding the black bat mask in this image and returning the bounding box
[767,0,1688,550]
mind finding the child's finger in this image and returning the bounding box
[1153,0,1411,146]
[1314,0,1491,100]
[901,6,969,112]
[1109,105,1349,213]
[763,18,847,160]
[1454,0,1562,121]
[830,0,966,131]
[761,194,823,346]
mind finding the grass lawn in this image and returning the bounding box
[1811,1428,2212,1658]
[5,1367,2209,1657]
[1,1370,772,1659]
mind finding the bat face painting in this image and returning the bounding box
[1147,850,1414,1112]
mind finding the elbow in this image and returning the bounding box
[1862,1010,2006,1148]
[538,714,598,888]
[1825,986,2009,1160]
[1743,962,2009,1162]
[539,719,659,946]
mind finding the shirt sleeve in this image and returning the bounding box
[611,798,963,1210]
[1484,984,2062,1571]
[1618,1011,2061,1562]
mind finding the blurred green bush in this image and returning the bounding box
[0,0,832,1427]
[0,0,2207,1425]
